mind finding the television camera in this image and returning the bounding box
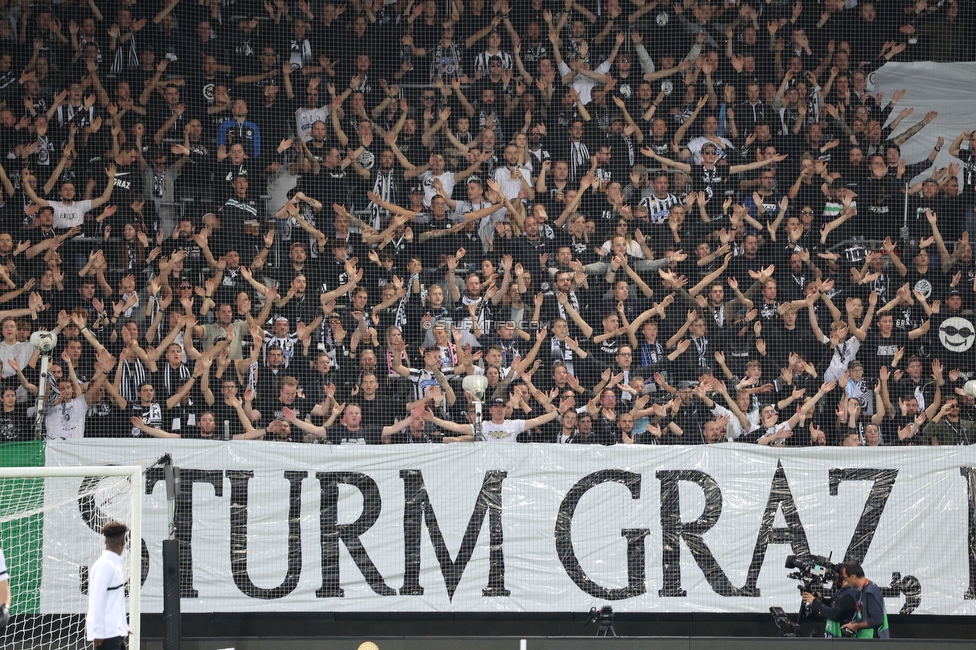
[770,554,839,637]
[785,553,838,592]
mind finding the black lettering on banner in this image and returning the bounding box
[554,470,649,601]
[227,470,306,599]
[78,473,151,595]
[960,467,976,599]
[145,468,224,598]
[657,470,736,597]
[739,461,811,597]
[827,468,898,564]
[828,470,921,615]
[883,572,922,614]
[315,471,395,597]
[399,469,510,599]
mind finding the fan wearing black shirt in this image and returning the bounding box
[202,377,249,439]
[642,144,787,204]
[105,144,144,209]
[850,308,929,380]
[353,372,390,430]
[218,175,264,260]
[383,413,446,444]
[244,376,305,443]
[289,402,381,445]
[300,144,362,209]
[0,387,30,442]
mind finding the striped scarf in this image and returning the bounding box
[163,363,190,396]
[110,36,140,74]
[118,358,147,403]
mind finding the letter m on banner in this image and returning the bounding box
[399,469,510,600]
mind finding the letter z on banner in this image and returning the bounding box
[42,441,976,614]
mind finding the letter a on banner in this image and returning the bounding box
[739,461,811,597]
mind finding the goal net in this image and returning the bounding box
[0,466,143,650]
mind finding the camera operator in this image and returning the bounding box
[840,563,890,639]
[801,569,858,638]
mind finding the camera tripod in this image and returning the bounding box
[771,586,819,637]
[584,606,616,637]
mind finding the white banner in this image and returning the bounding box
[872,61,976,185]
[40,440,976,615]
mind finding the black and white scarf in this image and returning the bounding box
[370,170,397,229]
[556,291,580,321]
[569,140,590,183]
[290,38,313,69]
[162,363,190,396]
[119,358,148,404]
[110,35,140,73]
[394,275,416,331]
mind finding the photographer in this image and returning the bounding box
[840,563,890,639]
[801,569,858,638]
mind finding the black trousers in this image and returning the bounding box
[98,636,127,650]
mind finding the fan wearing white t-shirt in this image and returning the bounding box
[425,394,576,443]
[403,150,488,208]
[21,164,117,230]
[491,145,535,202]
[39,355,102,440]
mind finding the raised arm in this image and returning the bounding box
[640,146,691,173]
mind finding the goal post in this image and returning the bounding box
[0,465,143,650]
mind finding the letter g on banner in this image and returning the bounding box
[555,470,650,600]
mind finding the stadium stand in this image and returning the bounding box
[0,0,973,449]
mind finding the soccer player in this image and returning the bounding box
[86,522,129,649]
[0,544,9,629]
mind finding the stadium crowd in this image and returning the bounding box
[0,0,973,447]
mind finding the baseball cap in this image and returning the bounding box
[408,185,424,194]
[491,397,507,406]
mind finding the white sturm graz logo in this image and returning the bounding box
[939,316,976,351]
[914,278,932,300]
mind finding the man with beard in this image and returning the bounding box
[365,148,405,228]
[218,175,264,259]
[301,120,333,167]
[162,219,204,276]
[244,376,305,442]
[191,294,273,360]
[299,144,364,209]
